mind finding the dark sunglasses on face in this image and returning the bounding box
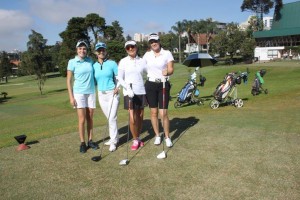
[149,40,158,44]
[126,45,136,50]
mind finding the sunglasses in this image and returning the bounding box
[149,40,159,44]
[126,45,136,50]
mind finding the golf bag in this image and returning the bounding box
[213,71,248,102]
[174,69,206,108]
[251,69,268,95]
[177,80,198,103]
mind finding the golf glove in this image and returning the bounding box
[127,87,134,98]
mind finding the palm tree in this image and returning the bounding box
[171,21,184,63]
[203,18,218,53]
[182,19,193,54]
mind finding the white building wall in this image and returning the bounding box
[134,33,143,42]
[239,15,273,31]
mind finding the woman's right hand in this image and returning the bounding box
[70,98,77,108]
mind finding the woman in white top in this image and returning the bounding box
[143,33,174,148]
[118,40,148,151]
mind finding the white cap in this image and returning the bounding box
[124,40,137,48]
[148,33,159,41]
[76,40,88,48]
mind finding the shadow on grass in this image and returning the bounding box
[26,140,39,146]
[0,96,13,104]
[169,116,199,146]
[117,116,199,147]
[46,88,67,94]
[94,116,199,150]
[46,73,61,78]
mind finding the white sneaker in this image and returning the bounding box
[109,143,116,152]
[104,140,111,146]
[154,136,161,145]
[165,138,173,148]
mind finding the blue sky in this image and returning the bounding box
[0,0,297,52]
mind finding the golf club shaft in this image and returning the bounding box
[162,81,165,152]
[126,83,133,160]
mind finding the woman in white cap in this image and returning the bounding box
[93,42,120,152]
[118,40,148,151]
[143,33,174,148]
[67,40,98,153]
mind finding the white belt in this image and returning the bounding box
[147,77,169,83]
[99,89,114,94]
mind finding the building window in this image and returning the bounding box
[267,50,278,58]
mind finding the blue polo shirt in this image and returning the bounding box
[67,56,95,94]
[93,60,118,91]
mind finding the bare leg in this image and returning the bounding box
[86,107,94,141]
[129,110,138,140]
[159,109,170,138]
[77,108,86,142]
[137,109,144,136]
[150,107,159,136]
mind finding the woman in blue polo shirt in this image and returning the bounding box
[67,40,98,153]
[93,42,120,152]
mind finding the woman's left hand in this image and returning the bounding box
[162,68,168,76]
[113,88,119,95]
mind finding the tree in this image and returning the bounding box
[240,37,257,61]
[58,17,90,76]
[103,21,124,42]
[160,33,177,52]
[0,51,11,83]
[241,0,283,30]
[105,40,126,62]
[111,21,125,42]
[171,21,184,63]
[182,19,193,54]
[21,30,48,94]
[85,13,106,44]
[47,42,61,72]
[211,23,246,63]
[245,16,260,37]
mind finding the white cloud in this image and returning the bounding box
[0,9,33,51]
[28,0,106,24]
[0,9,33,34]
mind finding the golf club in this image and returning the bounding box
[91,94,115,162]
[157,80,167,159]
[119,84,132,166]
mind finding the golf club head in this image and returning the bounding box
[119,159,129,166]
[157,151,166,159]
[91,155,101,162]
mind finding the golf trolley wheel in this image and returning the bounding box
[234,99,243,108]
[174,101,182,108]
[210,99,219,109]
[196,98,204,106]
[264,89,268,94]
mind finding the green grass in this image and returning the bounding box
[0,61,299,199]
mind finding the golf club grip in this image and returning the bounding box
[129,83,134,122]
[162,81,165,109]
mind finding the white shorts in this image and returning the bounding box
[73,93,96,109]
